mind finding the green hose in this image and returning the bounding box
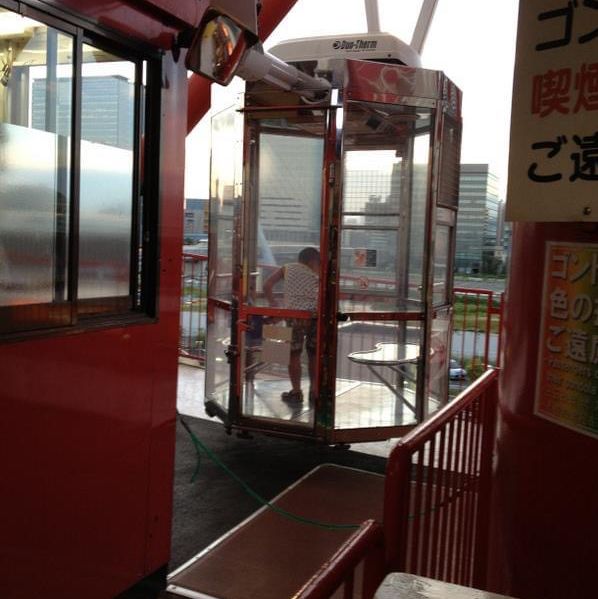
[178,412,359,531]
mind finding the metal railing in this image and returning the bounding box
[452,288,504,374]
[179,253,208,363]
[293,369,499,598]
[295,520,386,599]
[177,253,505,383]
[384,368,499,588]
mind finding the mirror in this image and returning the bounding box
[186,14,249,85]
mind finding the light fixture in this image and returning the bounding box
[0,12,37,38]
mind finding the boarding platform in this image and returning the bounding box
[166,464,385,599]
[167,370,498,599]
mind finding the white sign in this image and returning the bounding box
[506,0,598,221]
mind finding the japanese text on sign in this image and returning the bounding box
[536,242,598,438]
[506,1,598,221]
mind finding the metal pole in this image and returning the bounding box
[45,29,58,134]
[410,0,439,55]
[364,0,381,33]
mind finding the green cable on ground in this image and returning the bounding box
[177,413,359,531]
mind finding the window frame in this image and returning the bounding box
[0,0,161,339]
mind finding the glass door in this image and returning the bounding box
[204,106,243,422]
[332,100,435,442]
[234,105,327,434]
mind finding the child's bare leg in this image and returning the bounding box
[288,350,302,393]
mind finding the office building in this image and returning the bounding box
[32,75,134,149]
[455,164,501,274]
[257,133,322,244]
[184,198,209,242]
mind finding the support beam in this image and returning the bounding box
[135,0,200,26]
[364,0,381,33]
[410,0,439,55]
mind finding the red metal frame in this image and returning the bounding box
[0,1,297,598]
[295,520,386,599]
[452,287,504,372]
[180,253,208,363]
[0,2,499,595]
[44,0,196,47]
[384,368,499,588]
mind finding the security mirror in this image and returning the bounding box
[186,14,249,85]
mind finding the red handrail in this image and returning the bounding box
[178,252,504,381]
[452,287,504,374]
[389,369,498,453]
[182,252,208,262]
[294,520,386,599]
[384,368,499,588]
[291,369,500,598]
[179,253,209,363]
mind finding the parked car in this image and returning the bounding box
[449,359,467,380]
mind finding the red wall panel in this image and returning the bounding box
[0,4,187,597]
[490,222,598,599]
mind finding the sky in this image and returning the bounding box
[185,0,520,199]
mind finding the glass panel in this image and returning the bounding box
[205,303,232,412]
[180,255,208,360]
[433,224,450,305]
[339,101,432,313]
[0,10,73,309]
[78,44,136,299]
[208,106,243,300]
[205,106,243,415]
[240,314,315,426]
[335,319,424,430]
[430,307,451,410]
[250,128,324,305]
[437,116,461,208]
[240,108,325,424]
[407,132,432,303]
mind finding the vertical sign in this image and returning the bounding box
[506,1,598,221]
[536,242,598,438]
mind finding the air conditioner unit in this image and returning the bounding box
[269,32,421,73]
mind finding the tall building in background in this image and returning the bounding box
[32,75,134,149]
[343,168,395,210]
[258,133,322,244]
[455,164,502,274]
[184,198,209,242]
[344,167,400,257]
